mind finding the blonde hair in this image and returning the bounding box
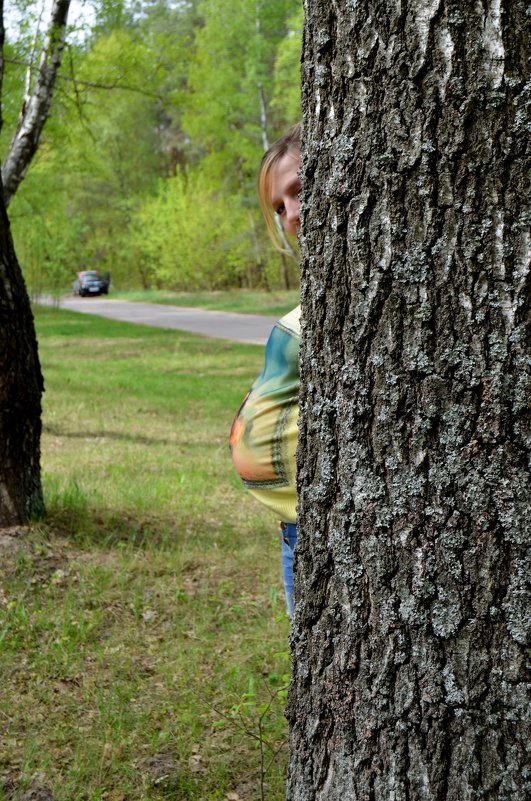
[258,123,301,251]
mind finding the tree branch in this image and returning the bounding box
[4,57,165,100]
[24,0,47,100]
[1,0,71,206]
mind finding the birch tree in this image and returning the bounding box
[289,1,530,798]
[0,0,71,524]
[2,0,71,204]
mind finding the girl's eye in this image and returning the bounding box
[275,205,285,216]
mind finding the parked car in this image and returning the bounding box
[72,271,110,297]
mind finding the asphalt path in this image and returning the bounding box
[39,296,278,345]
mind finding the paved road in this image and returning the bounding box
[38,297,278,345]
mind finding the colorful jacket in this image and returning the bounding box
[230,306,300,523]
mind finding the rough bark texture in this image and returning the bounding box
[288,1,530,799]
[0,184,44,524]
[1,0,71,206]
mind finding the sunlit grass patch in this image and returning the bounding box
[109,288,300,318]
[1,307,290,801]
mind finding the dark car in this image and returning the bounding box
[72,271,110,297]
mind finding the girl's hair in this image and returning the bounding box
[257,122,301,251]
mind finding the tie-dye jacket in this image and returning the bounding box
[230,306,300,523]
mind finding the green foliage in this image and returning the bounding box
[5,0,302,293]
[184,0,300,180]
[271,6,303,124]
[0,42,27,156]
[9,23,171,287]
[9,160,83,298]
[131,168,251,289]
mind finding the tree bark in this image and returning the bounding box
[0,181,44,524]
[2,0,71,206]
[289,1,530,799]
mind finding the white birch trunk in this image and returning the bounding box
[2,0,71,205]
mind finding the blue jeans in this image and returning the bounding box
[280,523,298,617]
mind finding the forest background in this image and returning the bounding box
[3,0,303,297]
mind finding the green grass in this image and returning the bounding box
[108,289,300,318]
[0,307,290,801]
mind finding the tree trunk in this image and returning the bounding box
[289,1,529,799]
[0,181,44,524]
[280,251,291,290]
[0,3,46,525]
[2,0,71,206]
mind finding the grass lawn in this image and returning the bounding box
[108,290,300,318]
[0,307,290,801]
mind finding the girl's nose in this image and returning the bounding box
[286,199,300,229]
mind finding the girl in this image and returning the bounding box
[230,124,301,616]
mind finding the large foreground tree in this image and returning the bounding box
[290,1,529,799]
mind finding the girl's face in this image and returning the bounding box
[269,150,301,237]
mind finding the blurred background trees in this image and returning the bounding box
[3,0,303,295]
